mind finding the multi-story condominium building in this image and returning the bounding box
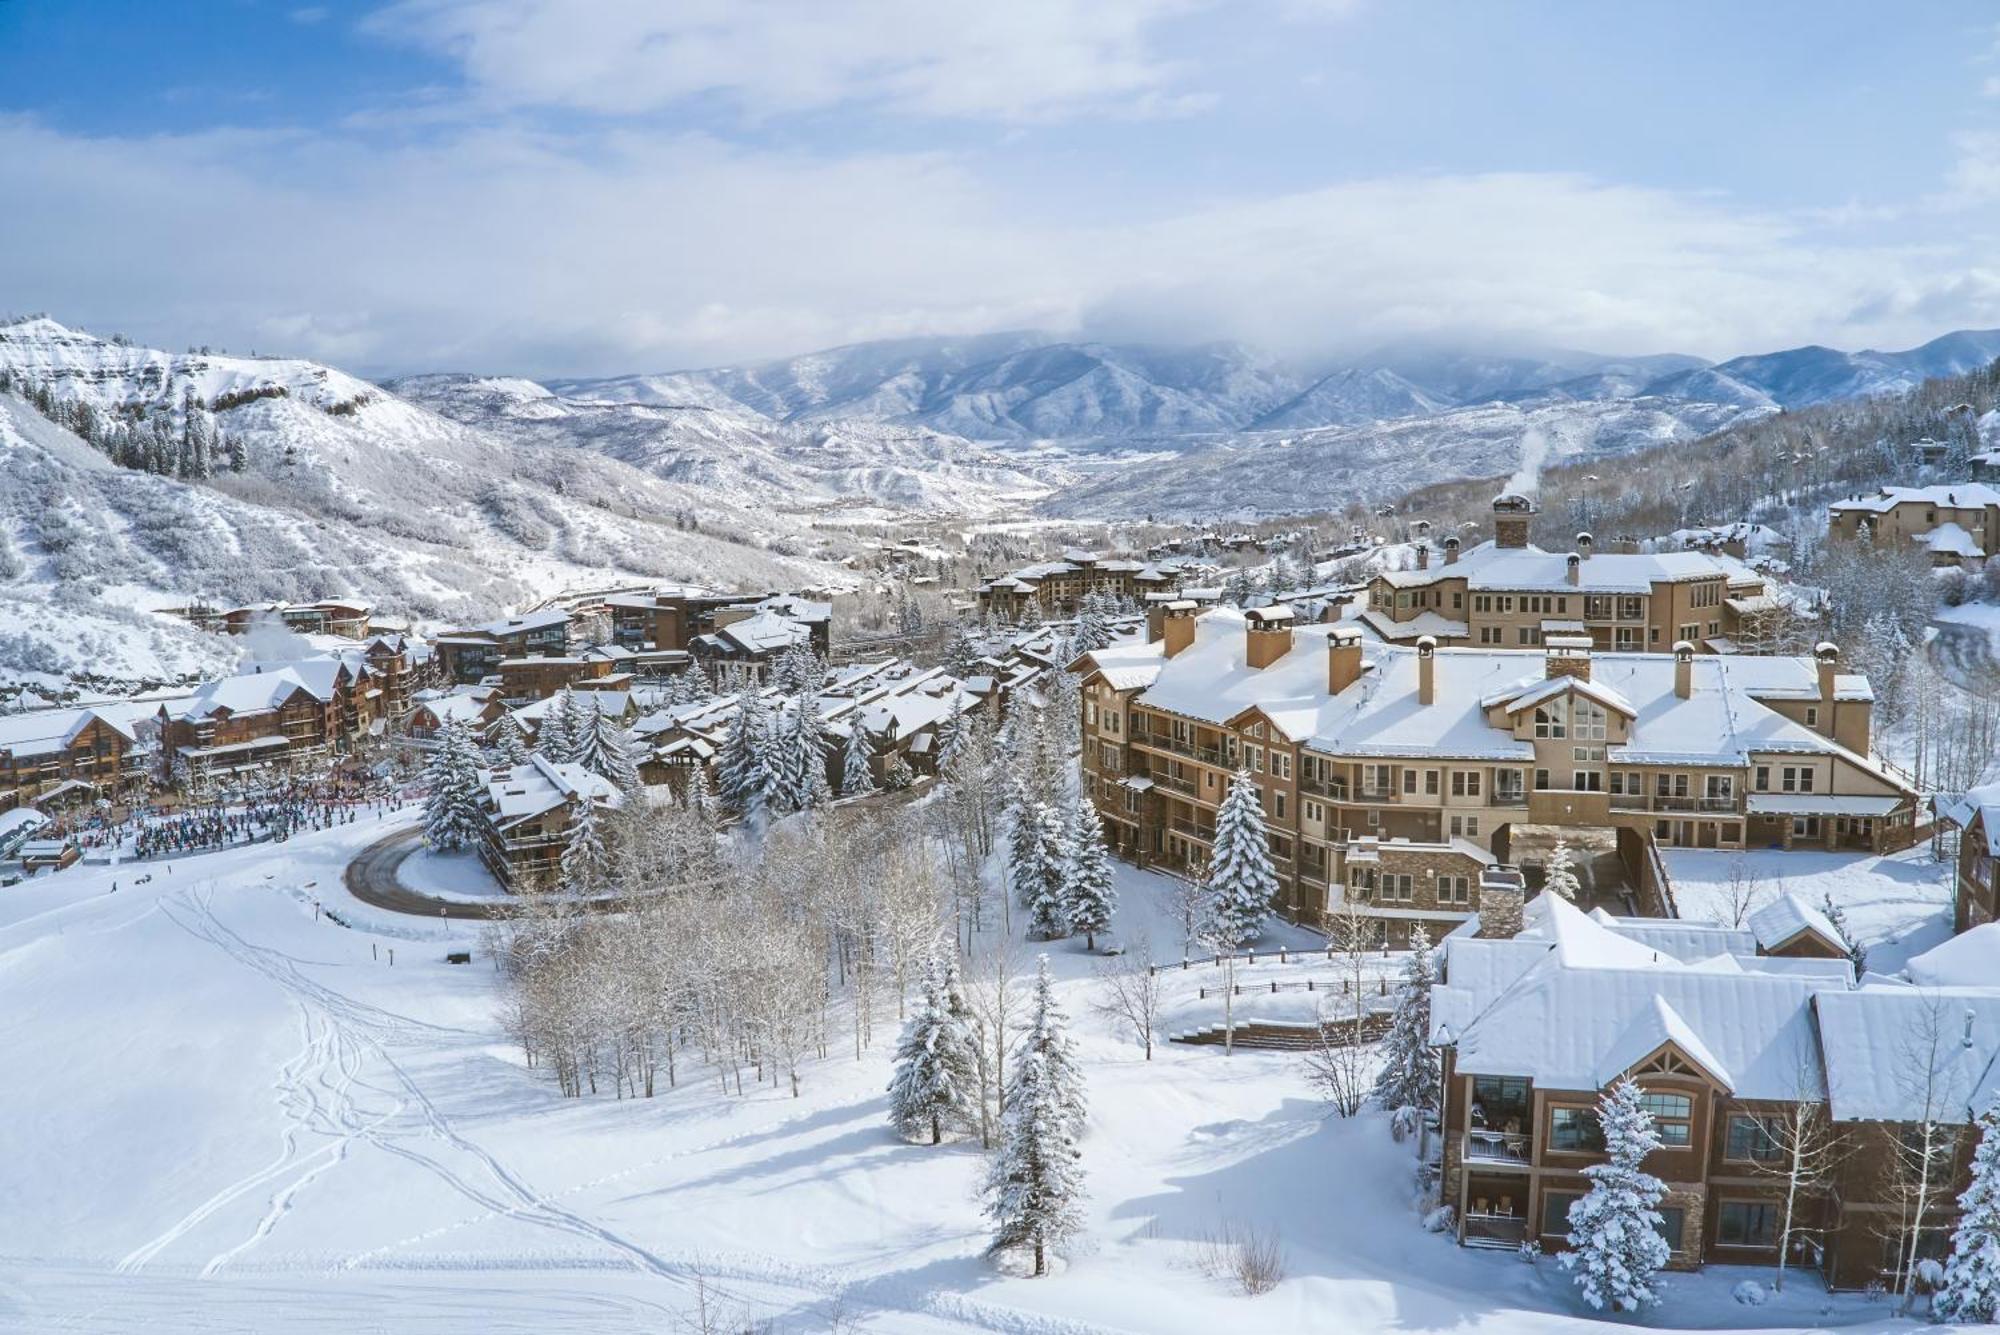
[1941,782,2000,934]
[159,650,399,787]
[976,549,1186,621]
[477,755,621,891]
[603,588,833,659]
[1827,483,2000,568]
[1434,891,1999,1290]
[1363,495,1775,653]
[431,609,573,684]
[0,707,142,810]
[1073,604,1920,943]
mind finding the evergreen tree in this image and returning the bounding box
[421,720,486,851]
[944,623,984,677]
[536,691,578,763]
[840,723,877,797]
[489,711,531,767]
[715,688,771,820]
[225,427,247,472]
[1059,789,1117,950]
[1542,838,1582,903]
[573,706,641,792]
[1370,925,1440,1117]
[934,706,968,770]
[1203,770,1280,949]
[683,762,716,821]
[560,796,612,895]
[1561,1078,1671,1313]
[787,699,832,810]
[1071,596,1114,654]
[887,946,983,1144]
[682,658,715,702]
[1936,1096,2000,1324]
[760,701,802,814]
[1822,892,1869,974]
[1024,802,1072,940]
[984,957,1087,1276]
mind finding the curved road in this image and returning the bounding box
[343,828,518,920]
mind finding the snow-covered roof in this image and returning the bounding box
[1814,987,2000,1123]
[1921,521,1984,557]
[0,707,138,757]
[1743,794,1903,817]
[1587,911,1758,963]
[177,667,329,720]
[1904,925,2000,988]
[1828,484,2000,515]
[699,610,812,656]
[482,754,620,828]
[1358,608,1470,641]
[1746,892,1847,955]
[1377,539,1755,595]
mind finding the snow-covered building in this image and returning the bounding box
[975,550,1186,621]
[1432,892,2000,1289]
[0,707,141,809]
[159,645,403,788]
[1362,496,1774,653]
[1827,483,2000,569]
[476,754,622,890]
[430,609,574,684]
[1072,604,1921,941]
[1939,781,2000,934]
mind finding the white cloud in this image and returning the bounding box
[366,0,1210,122]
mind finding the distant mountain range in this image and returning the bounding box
[551,329,2000,444]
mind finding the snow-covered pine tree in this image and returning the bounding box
[944,623,983,677]
[882,753,916,790]
[1059,789,1117,950]
[1561,1077,1671,1313]
[560,796,612,895]
[1203,770,1280,950]
[790,699,832,810]
[934,707,968,771]
[1542,838,1581,902]
[887,946,984,1144]
[840,723,877,797]
[1821,892,1869,974]
[715,688,771,820]
[682,658,716,701]
[683,762,716,821]
[573,708,641,792]
[1370,924,1440,1119]
[1071,596,1113,653]
[489,711,531,767]
[984,956,1088,1276]
[1936,1095,2000,1324]
[760,700,805,814]
[536,691,578,763]
[421,720,486,851]
[1024,802,1072,941]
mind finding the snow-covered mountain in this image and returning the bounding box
[1040,395,1771,520]
[388,373,1059,515]
[1638,329,2000,411]
[0,319,844,690]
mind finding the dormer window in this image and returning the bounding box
[1533,701,1567,739]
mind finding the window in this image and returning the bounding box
[1272,751,1292,780]
[1535,768,1551,791]
[1403,768,1418,794]
[1705,775,1733,802]
[1657,1206,1686,1253]
[1494,770,1525,801]
[1804,706,1819,728]
[1549,1106,1605,1153]
[1619,595,1645,621]
[1519,626,1540,646]
[1424,770,1440,796]
[1273,792,1288,821]
[1571,770,1602,792]
[1781,766,1815,793]
[1303,799,1324,823]
[1540,1191,1583,1238]
[1636,1092,1692,1146]
[1726,1115,1785,1163]
[1535,701,1568,739]
[1716,1201,1777,1248]
[1754,765,1770,791]
[1247,744,1264,773]
[1380,873,1414,902]
[1451,770,1483,798]
[1472,1076,1530,1126]
[1449,814,1481,838]
[1573,699,1607,741]
[1439,874,1470,905]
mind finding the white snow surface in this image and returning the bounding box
[0,813,1926,1333]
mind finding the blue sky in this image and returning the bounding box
[2,1,1997,376]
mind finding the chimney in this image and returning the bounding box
[1416,544,1430,571]
[1444,536,1460,565]
[1417,634,1437,705]
[1576,532,1593,560]
[1145,601,1167,644]
[1545,634,1592,682]
[1815,641,1839,703]
[1565,552,1582,587]
[1161,601,1199,658]
[1614,534,1640,555]
[1493,494,1537,550]
[1674,640,1694,699]
[1244,606,1297,669]
[1328,625,1364,694]
[1477,865,1526,938]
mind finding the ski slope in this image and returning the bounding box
[0,815,1922,1333]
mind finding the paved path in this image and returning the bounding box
[1929,617,2000,694]
[343,828,537,920]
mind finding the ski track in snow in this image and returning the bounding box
[114,886,1069,1334]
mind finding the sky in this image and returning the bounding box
[1,0,1998,378]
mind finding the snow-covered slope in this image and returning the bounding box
[1640,329,2000,410]
[1039,396,1772,520]
[389,373,1059,515]
[0,320,845,690]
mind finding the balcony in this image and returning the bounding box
[1462,1130,1532,1167]
[1489,791,1528,807]
[1169,818,1216,843]
[1461,1213,1529,1249]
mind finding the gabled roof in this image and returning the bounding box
[1828,483,2000,514]
[482,754,620,827]
[1376,539,1756,595]
[1747,892,1847,955]
[0,707,139,756]
[1598,996,1736,1091]
[1814,988,2000,1123]
[1490,673,1636,720]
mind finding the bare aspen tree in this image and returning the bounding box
[1750,1055,1849,1293]
[1882,996,1974,1311]
[1094,934,1165,1060]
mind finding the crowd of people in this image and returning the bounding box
[44,776,410,863]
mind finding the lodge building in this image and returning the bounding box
[976,549,1186,621]
[1433,892,1999,1290]
[477,754,621,891]
[1827,484,2000,569]
[0,708,142,811]
[1072,604,1921,944]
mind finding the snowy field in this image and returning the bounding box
[0,814,1931,1333]
[1661,845,1954,974]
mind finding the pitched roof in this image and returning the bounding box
[1377,539,1755,595]
[1828,484,2000,514]
[1814,988,2000,1122]
[1747,892,1847,955]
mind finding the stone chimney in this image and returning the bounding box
[1415,544,1430,571]
[1244,605,1297,669]
[1816,641,1839,704]
[1576,532,1593,560]
[1145,601,1167,644]
[1565,552,1582,587]
[1477,865,1526,938]
[1545,634,1592,682]
[1160,601,1199,658]
[1328,625,1364,694]
[1674,640,1694,699]
[1614,534,1640,554]
[1493,494,1537,550]
[1443,536,1460,566]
